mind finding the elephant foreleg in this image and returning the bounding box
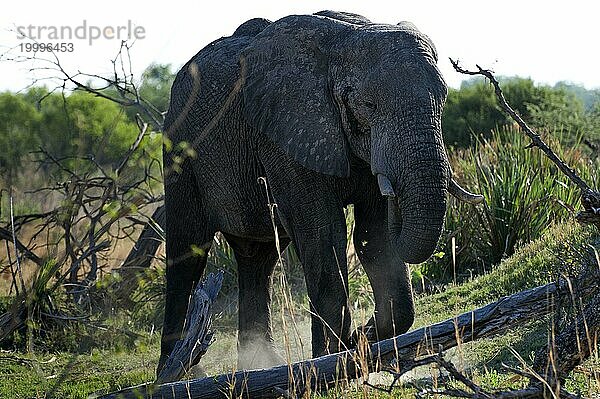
[281,216,351,357]
[352,198,415,343]
[304,222,352,356]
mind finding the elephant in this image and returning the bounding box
[158,10,482,375]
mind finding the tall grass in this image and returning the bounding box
[423,127,599,282]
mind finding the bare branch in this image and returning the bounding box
[0,227,43,266]
[8,194,26,295]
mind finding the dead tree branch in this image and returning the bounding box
[2,40,164,129]
[450,59,600,230]
[156,272,223,384]
[0,227,43,266]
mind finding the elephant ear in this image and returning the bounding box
[242,15,350,177]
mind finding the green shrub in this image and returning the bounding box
[442,77,596,148]
[33,90,141,170]
[423,128,598,282]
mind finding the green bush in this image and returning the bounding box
[423,128,598,282]
[34,90,140,169]
[0,87,162,185]
[443,78,504,147]
[442,77,596,148]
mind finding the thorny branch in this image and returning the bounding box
[450,59,600,230]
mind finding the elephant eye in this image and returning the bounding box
[364,101,377,110]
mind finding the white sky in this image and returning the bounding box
[1,0,599,92]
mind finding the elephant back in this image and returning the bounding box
[313,10,371,26]
[164,19,270,150]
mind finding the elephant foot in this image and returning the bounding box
[350,320,378,347]
[188,363,208,379]
[238,339,285,370]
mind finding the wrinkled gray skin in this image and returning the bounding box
[159,11,449,373]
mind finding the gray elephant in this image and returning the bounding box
[158,10,481,374]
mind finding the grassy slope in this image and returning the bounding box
[0,222,597,398]
[416,221,596,326]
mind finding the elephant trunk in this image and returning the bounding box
[387,183,447,264]
[372,123,449,264]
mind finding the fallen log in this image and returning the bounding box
[99,263,599,399]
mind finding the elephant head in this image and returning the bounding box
[243,12,481,264]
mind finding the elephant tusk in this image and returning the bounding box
[449,178,484,204]
[377,174,396,197]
